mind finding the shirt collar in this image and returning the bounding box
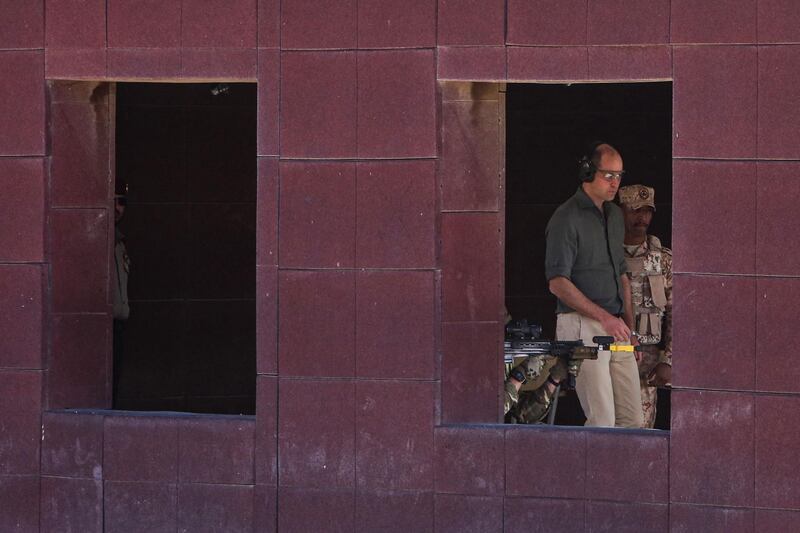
[574,186,614,214]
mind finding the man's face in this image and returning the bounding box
[585,152,623,202]
[622,204,654,240]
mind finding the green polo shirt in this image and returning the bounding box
[545,186,628,315]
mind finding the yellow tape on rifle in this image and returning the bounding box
[607,345,635,352]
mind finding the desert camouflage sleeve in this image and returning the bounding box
[660,246,673,366]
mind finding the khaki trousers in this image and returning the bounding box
[556,312,644,428]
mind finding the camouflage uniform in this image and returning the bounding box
[504,356,566,424]
[619,186,672,429]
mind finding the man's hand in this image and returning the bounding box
[630,335,642,362]
[599,314,631,343]
[647,363,671,387]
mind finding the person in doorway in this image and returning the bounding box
[112,182,130,408]
[544,142,643,428]
[618,185,672,429]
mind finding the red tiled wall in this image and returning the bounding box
[2,0,800,531]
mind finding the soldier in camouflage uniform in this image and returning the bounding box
[504,355,569,423]
[618,185,672,428]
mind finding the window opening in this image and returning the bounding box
[504,82,673,429]
[113,83,257,415]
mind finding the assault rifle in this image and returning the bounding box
[504,319,600,390]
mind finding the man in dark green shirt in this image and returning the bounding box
[544,143,643,428]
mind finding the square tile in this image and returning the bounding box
[107,0,180,47]
[258,0,280,47]
[670,390,754,507]
[355,490,433,533]
[587,46,672,80]
[257,158,278,265]
[41,412,103,478]
[669,503,753,533]
[441,322,503,423]
[279,379,355,488]
[504,497,585,533]
[356,161,436,268]
[441,213,503,321]
[280,0,356,49]
[357,0,435,48]
[507,0,587,45]
[673,46,757,158]
[278,161,356,268]
[50,102,110,208]
[0,476,39,532]
[355,271,435,379]
[257,50,279,156]
[355,381,434,491]
[104,416,179,482]
[758,46,800,159]
[254,485,277,532]
[45,0,106,48]
[507,46,588,81]
[178,418,255,484]
[434,426,504,495]
[182,300,256,398]
[588,0,669,44]
[187,203,256,299]
[177,484,254,533]
[440,100,501,211]
[756,278,800,392]
[280,51,357,158]
[49,314,110,409]
[671,0,757,43]
[434,494,503,533]
[756,509,800,532]
[587,501,668,533]
[180,48,257,79]
[45,48,106,79]
[437,0,504,45]
[755,395,800,508]
[0,265,42,369]
[255,376,278,484]
[0,51,45,156]
[278,487,355,533]
[41,477,103,533]
[357,50,436,158]
[672,160,756,274]
[757,163,800,275]
[181,0,257,48]
[437,46,506,81]
[758,0,800,43]
[672,275,756,390]
[106,48,182,78]
[505,427,586,498]
[50,209,109,313]
[585,432,669,503]
[257,267,277,375]
[104,481,177,533]
[0,370,42,475]
[0,159,44,262]
[278,270,356,377]
[0,0,43,48]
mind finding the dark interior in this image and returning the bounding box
[114,83,257,414]
[505,82,672,428]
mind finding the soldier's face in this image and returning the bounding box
[622,205,653,239]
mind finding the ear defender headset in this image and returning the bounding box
[578,141,606,183]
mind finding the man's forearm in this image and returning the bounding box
[548,276,614,323]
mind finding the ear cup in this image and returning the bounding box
[578,156,595,182]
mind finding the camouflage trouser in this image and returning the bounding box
[638,346,661,429]
[504,381,519,415]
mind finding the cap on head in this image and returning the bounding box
[618,184,655,211]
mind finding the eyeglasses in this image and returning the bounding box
[596,169,625,182]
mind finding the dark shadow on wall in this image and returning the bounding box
[505,82,672,428]
[114,83,257,415]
